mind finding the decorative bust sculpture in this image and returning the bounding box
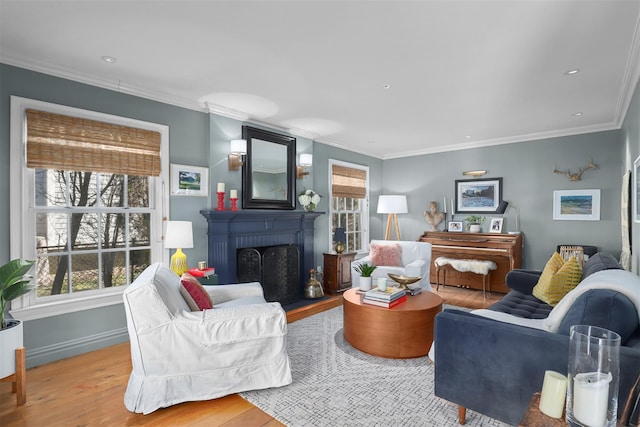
[424,201,445,231]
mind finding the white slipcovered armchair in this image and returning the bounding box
[122,263,292,414]
[351,240,433,291]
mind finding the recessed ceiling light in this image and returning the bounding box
[565,68,580,75]
[572,112,583,116]
[101,56,117,63]
[383,84,391,90]
[465,135,472,139]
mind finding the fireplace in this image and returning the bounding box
[199,210,322,303]
[237,244,300,305]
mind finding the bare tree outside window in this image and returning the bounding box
[34,169,151,297]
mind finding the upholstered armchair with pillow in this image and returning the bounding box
[122,263,292,414]
[351,240,433,290]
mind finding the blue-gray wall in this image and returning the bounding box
[383,130,625,269]
[1,63,638,367]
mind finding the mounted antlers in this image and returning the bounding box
[553,159,598,181]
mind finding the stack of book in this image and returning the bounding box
[362,287,407,308]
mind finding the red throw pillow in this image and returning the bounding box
[179,273,213,311]
[369,243,402,267]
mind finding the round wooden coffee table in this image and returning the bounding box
[343,288,443,358]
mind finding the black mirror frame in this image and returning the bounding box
[241,125,296,210]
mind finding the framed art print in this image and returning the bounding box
[489,217,503,233]
[455,177,503,213]
[553,189,600,221]
[448,221,463,232]
[170,164,209,197]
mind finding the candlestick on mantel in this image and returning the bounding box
[230,189,238,211]
[230,189,238,199]
[215,191,226,211]
[443,196,447,214]
[217,182,225,193]
[451,199,455,216]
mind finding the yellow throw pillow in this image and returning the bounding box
[532,254,583,306]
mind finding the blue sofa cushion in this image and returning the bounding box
[582,253,622,278]
[558,289,639,345]
[488,290,552,319]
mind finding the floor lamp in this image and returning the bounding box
[377,195,408,240]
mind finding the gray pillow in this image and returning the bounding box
[582,253,622,279]
[558,289,638,345]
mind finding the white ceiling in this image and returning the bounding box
[1,1,639,159]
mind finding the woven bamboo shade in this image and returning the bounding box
[331,164,366,199]
[26,109,161,176]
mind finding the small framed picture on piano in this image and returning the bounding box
[448,221,463,232]
[489,217,503,233]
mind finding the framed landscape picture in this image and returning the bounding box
[553,189,600,221]
[455,177,503,214]
[170,164,209,197]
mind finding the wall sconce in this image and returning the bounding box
[297,153,313,179]
[228,139,247,171]
[462,170,487,177]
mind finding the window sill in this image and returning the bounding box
[10,289,125,322]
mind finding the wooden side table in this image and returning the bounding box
[323,252,355,295]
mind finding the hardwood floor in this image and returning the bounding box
[0,287,492,426]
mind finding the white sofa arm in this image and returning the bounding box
[405,259,427,277]
[205,282,264,304]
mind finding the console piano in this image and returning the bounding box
[419,231,524,294]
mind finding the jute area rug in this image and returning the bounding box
[240,306,510,427]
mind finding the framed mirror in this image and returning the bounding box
[242,126,296,209]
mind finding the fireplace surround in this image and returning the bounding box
[199,210,322,302]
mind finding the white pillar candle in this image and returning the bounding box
[230,189,238,199]
[539,370,567,418]
[451,199,455,215]
[573,372,611,427]
[443,196,447,213]
[217,182,225,193]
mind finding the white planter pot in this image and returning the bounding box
[359,276,372,291]
[469,224,481,233]
[0,320,23,378]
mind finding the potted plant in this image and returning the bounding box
[0,259,34,378]
[354,262,377,291]
[465,215,486,233]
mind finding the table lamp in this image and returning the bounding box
[333,227,346,253]
[164,221,194,275]
[377,195,408,240]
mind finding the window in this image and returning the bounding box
[329,160,369,253]
[10,97,168,320]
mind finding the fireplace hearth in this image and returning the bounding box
[200,210,322,304]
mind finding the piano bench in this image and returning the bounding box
[434,257,497,300]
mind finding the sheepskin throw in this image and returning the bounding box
[435,257,497,275]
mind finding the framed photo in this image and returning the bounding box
[170,164,209,197]
[634,155,640,223]
[489,217,503,233]
[448,221,463,232]
[455,177,503,213]
[553,189,600,221]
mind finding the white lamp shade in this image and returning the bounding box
[377,195,408,214]
[230,139,247,155]
[165,221,194,249]
[299,153,313,167]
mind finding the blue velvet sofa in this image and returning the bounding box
[433,253,640,425]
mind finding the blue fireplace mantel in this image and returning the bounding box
[199,210,323,288]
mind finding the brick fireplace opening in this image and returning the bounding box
[200,210,322,305]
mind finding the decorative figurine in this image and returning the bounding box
[424,201,445,231]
